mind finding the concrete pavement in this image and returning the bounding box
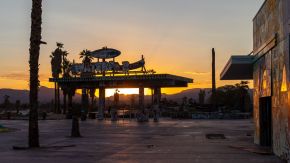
[0,119,283,163]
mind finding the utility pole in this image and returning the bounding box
[212,48,217,110]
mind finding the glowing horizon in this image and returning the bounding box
[0,0,263,94]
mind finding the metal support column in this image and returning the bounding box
[81,88,89,114]
[153,87,161,122]
[139,87,145,111]
[137,86,148,122]
[89,89,96,113]
[98,87,105,120]
[153,87,161,105]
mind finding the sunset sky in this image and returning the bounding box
[0,0,264,96]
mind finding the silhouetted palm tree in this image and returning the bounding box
[29,0,43,148]
[50,43,70,114]
[50,43,62,113]
[62,57,71,77]
[57,43,70,77]
[79,49,93,64]
[61,56,71,115]
[50,43,63,78]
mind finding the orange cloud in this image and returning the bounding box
[183,71,210,75]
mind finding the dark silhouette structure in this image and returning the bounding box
[211,48,216,110]
[50,47,193,133]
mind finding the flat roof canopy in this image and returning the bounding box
[50,74,193,89]
[220,55,254,80]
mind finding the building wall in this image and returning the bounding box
[253,0,290,159]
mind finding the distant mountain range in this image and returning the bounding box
[0,87,212,104]
[0,87,252,105]
[0,86,81,104]
[163,88,212,103]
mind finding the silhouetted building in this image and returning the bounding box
[50,47,193,121]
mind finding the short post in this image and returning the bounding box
[69,89,81,137]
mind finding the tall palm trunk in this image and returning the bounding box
[57,84,60,113]
[29,0,42,148]
[54,82,57,113]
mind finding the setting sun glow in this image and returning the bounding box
[106,88,151,97]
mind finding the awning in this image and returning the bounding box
[220,55,254,80]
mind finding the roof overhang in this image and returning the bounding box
[49,74,193,89]
[220,55,254,80]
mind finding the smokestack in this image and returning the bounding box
[212,48,216,110]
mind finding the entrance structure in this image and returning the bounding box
[220,0,290,160]
[50,47,193,120]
